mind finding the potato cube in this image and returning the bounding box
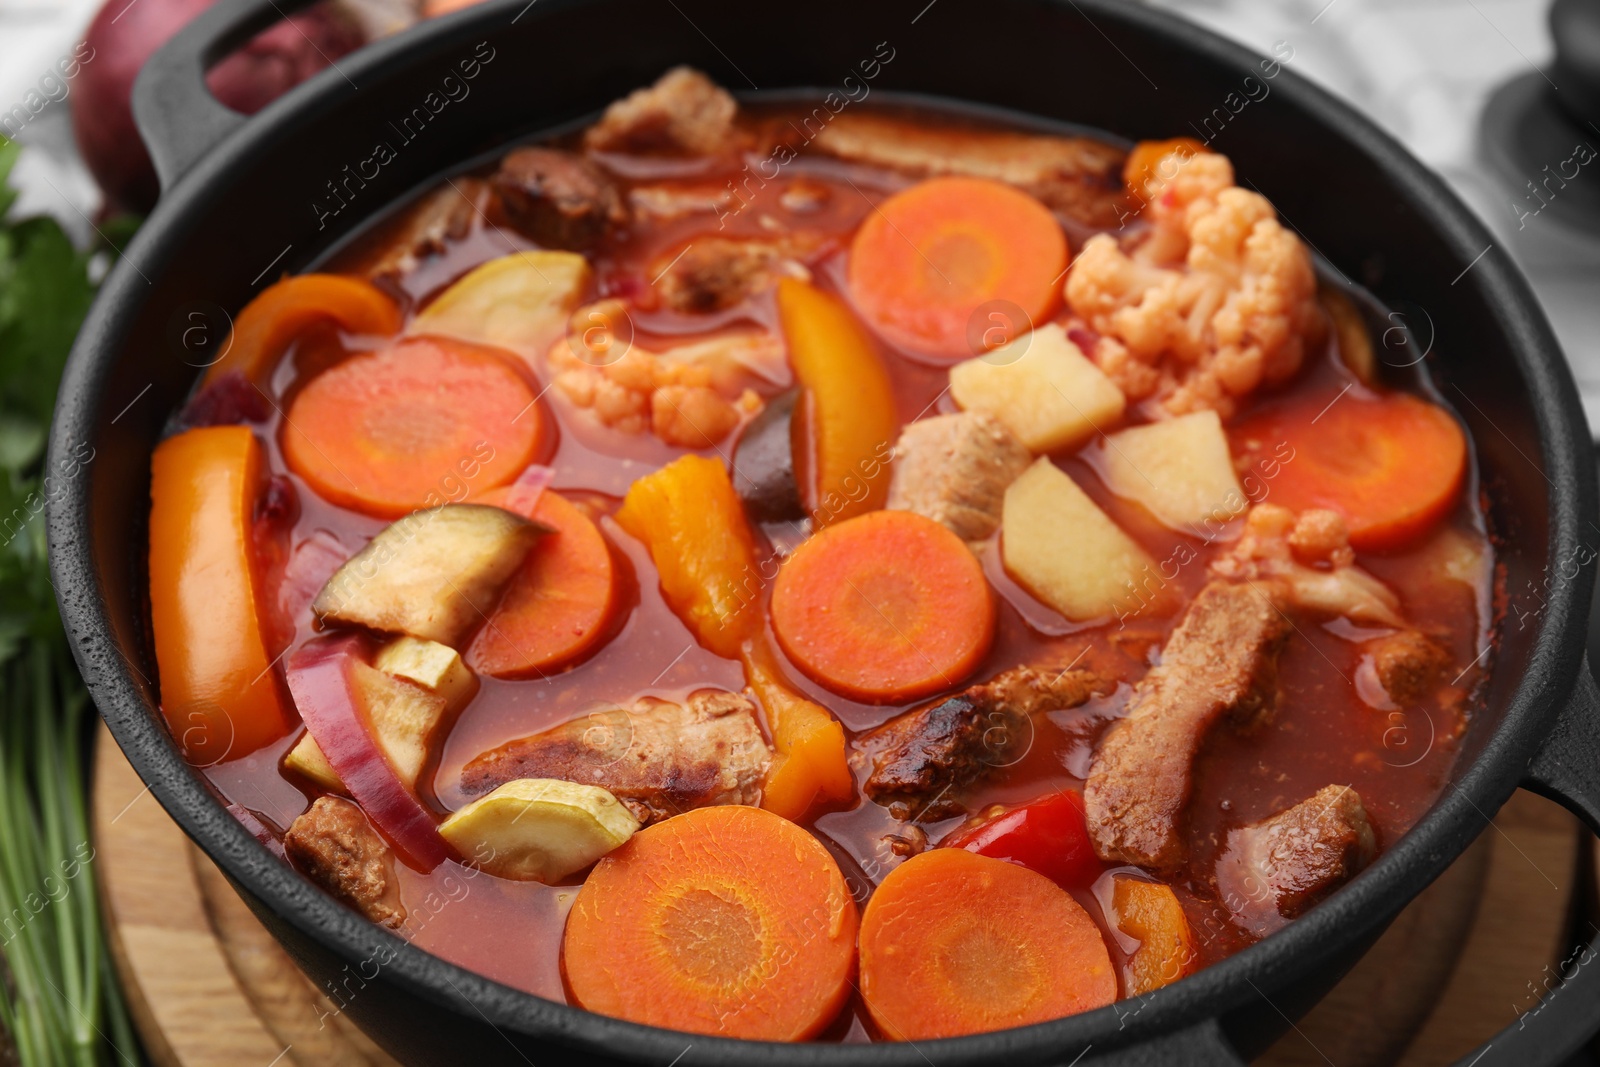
[1002,457,1158,621]
[282,733,342,793]
[1098,411,1247,530]
[950,323,1125,453]
[374,636,477,713]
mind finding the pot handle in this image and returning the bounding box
[131,0,322,194]
[1457,651,1600,1066]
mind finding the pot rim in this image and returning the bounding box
[47,0,1597,1061]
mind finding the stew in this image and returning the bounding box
[147,68,1493,1043]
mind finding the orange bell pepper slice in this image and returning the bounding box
[149,426,293,764]
[1111,875,1198,995]
[776,277,897,528]
[615,454,853,817]
[741,642,853,819]
[203,274,401,386]
[615,454,764,659]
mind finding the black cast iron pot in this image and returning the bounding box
[46,0,1600,1063]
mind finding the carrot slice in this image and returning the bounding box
[563,805,858,1040]
[847,176,1066,360]
[467,488,619,676]
[1232,391,1466,551]
[770,509,993,702]
[204,274,401,386]
[1110,875,1197,996]
[282,336,540,518]
[859,848,1115,1040]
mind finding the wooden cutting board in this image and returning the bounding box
[92,725,1583,1066]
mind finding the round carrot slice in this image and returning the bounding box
[1233,391,1466,551]
[770,509,993,703]
[467,488,619,676]
[282,336,540,518]
[563,805,858,1040]
[848,176,1066,360]
[859,848,1116,1040]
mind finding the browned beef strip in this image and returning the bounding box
[364,178,486,279]
[652,234,822,313]
[460,690,771,825]
[583,67,741,156]
[1085,581,1291,872]
[284,796,406,930]
[1367,630,1449,707]
[887,412,1032,544]
[808,112,1127,227]
[491,148,628,251]
[856,666,1101,821]
[1214,785,1377,937]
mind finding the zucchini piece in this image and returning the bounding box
[439,778,639,882]
[312,504,544,647]
[407,250,590,357]
[732,387,803,523]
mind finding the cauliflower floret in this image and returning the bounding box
[1212,505,1400,626]
[1135,150,1236,265]
[549,302,766,448]
[1065,149,1324,420]
[1285,507,1355,568]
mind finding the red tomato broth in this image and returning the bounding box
[193,100,1495,1040]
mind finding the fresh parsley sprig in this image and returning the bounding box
[0,134,143,1067]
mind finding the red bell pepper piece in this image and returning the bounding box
[940,789,1102,889]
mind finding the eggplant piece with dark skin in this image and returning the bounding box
[732,387,804,523]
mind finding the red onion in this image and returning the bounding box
[73,0,362,214]
[285,635,453,871]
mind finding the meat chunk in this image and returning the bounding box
[809,112,1126,227]
[1365,630,1449,708]
[584,67,741,156]
[284,797,406,929]
[491,147,628,250]
[652,235,819,313]
[1214,785,1377,937]
[1085,581,1290,872]
[887,412,1032,544]
[628,183,735,221]
[857,666,1101,821]
[460,690,771,825]
[364,178,486,279]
